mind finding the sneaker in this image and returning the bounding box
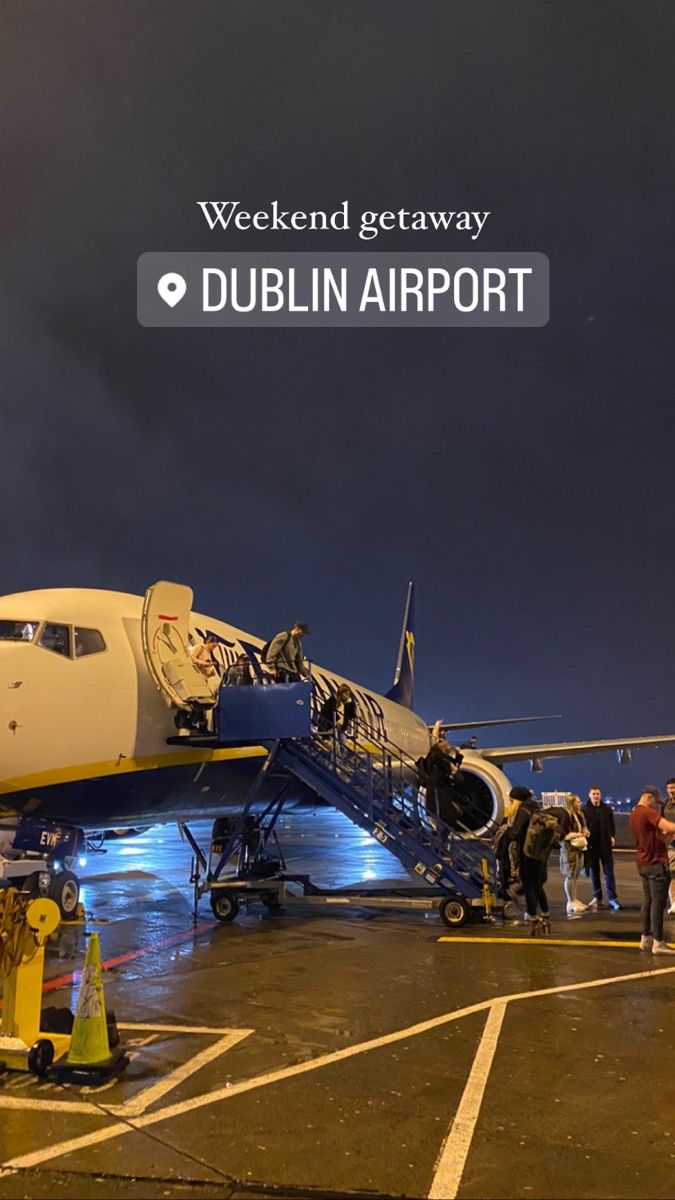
[639,934,653,951]
[652,940,675,955]
[523,911,531,923]
[608,899,621,911]
[566,902,577,916]
[587,897,599,909]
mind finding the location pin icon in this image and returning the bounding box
[157,272,187,307]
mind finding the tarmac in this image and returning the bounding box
[1,807,674,1200]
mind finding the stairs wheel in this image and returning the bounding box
[210,892,240,922]
[439,896,471,928]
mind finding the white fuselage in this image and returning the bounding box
[1,588,448,829]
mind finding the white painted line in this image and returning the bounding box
[108,1030,251,1117]
[4,1123,130,1169]
[4,963,675,1172]
[0,1097,100,1115]
[428,1002,506,1200]
[117,1022,253,1036]
[132,962,675,1128]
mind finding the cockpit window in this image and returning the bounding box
[38,623,71,657]
[74,627,106,657]
[0,620,39,642]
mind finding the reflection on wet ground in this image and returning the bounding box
[2,809,674,1200]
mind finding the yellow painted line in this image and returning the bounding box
[0,745,268,794]
[439,936,675,949]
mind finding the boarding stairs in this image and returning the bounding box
[272,717,493,901]
[187,679,495,906]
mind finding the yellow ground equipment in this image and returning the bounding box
[0,887,68,1075]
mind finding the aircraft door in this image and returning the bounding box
[141,581,217,709]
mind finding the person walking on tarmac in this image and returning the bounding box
[265,622,310,682]
[505,787,571,936]
[584,786,620,910]
[505,787,541,923]
[663,778,675,915]
[630,785,675,954]
[560,794,590,915]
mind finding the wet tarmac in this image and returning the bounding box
[1,808,674,1200]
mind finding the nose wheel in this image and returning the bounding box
[48,870,80,920]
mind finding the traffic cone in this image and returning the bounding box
[49,932,126,1081]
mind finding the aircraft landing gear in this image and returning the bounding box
[48,870,80,920]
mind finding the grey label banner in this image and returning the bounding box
[138,252,549,327]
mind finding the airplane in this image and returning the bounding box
[3,580,675,915]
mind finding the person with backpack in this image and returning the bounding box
[506,787,569,935]
[263,622,310,682]
[423,735,464,826]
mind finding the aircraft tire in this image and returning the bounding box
[210,891,240,922]
[49,870,80,920]
[439,896,471,928]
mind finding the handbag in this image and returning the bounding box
[568,832,588,851]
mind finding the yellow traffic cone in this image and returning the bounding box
[49,932,126,1081]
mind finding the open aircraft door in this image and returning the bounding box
[141,581,218,709]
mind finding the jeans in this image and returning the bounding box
[521,855,548,917]
[589,849,617,903]
[639,861,669,942]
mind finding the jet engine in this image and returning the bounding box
[451,752,512,835]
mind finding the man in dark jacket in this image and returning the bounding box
[584,786,620,910]
[266,622,309,682]
[423,737,464,826]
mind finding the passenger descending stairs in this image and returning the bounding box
[273,720,495,902]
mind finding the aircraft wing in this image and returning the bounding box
[435,715,561,733]
[480,733,675,765]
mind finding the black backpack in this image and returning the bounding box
[523,808,564,862]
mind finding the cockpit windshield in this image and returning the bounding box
[0,620,39,642]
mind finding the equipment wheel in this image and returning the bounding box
[210,891,239,922]
[49,870,80,920]
[439,896,471,928]
[261,893,282,911]
[28,1038,54,1077]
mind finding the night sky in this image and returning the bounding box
[2,2,675,797]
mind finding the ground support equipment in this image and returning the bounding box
[178,688,502,928]
[0,889,72,1075]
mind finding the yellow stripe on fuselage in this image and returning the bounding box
[0,745,269,795]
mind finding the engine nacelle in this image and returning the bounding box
[452,752,512,835]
